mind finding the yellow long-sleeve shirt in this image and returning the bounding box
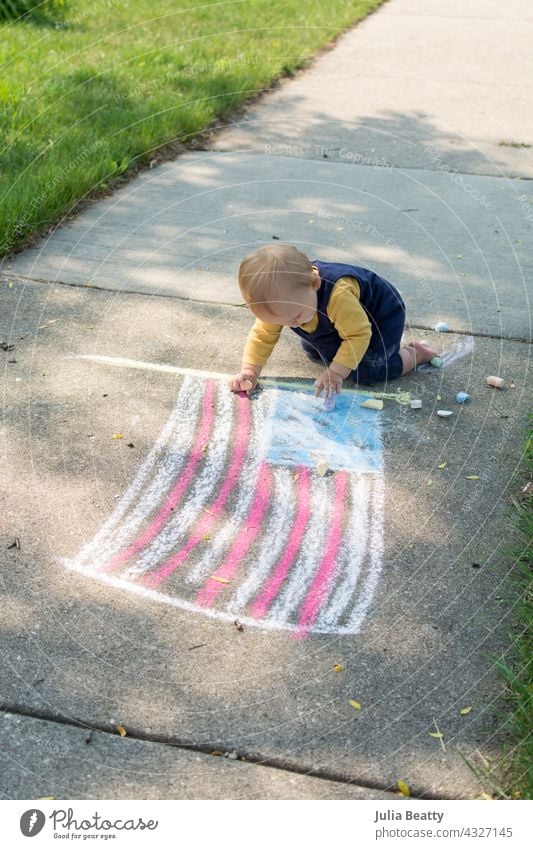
[243,276,372,370]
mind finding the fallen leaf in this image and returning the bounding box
[202,534,210,541]
[7,537,20,550]
[438,462,447,469]
[428,731,444,739]
[38,319,59,329]
[460,706,472,715]
[333,663,342,673]
[116,725,127,737]
[465,475,480,480]
[210,750,224,756]
[112,433,124,439]
[210,575,230,584]
[234,620,244,632]
[349,700,361,710]
[293,472,300,481]
[397,780,410,797]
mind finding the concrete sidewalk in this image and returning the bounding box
[1,0,532,800]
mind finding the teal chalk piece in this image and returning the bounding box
[430,357,443,367]
[455,391,470,404]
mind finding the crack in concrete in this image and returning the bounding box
[0,703,445,799]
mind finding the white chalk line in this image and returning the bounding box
[315,474,370,629]
[417,334,474,372]
[345,475,385,633]
[267,475,332,623]
[124,381,233,579]
[229,466,296,614]
[60,555,377,635]
[64,376,200,572]
[186,388,275,585]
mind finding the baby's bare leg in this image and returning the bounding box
[400,340,439,374]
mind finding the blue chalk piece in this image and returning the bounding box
[455,391,470,404]
[430,356,443,367]
[434,322,449,332]
[324,394,336,412]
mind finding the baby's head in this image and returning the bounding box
[238,243,319,327]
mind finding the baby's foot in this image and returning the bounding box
[406,339,439,365]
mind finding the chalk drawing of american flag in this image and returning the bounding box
[62,371,385,637]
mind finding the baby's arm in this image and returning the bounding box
[228,319,282,394]
[314,277,371,397]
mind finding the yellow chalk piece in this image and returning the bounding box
[465,475,480,480]
[38,796,55,800]
[397,780,410,797]
[8,282,14,288]
[361,398,383,410]
[38,319,59,329]
[316,459,329,477]
[293,472,300,481]
[333,663,343,673]
[427,479,433,486]
[428,731,444,739]
[349,700,361,710]
[112,433,124,439]
[460,706,472,715]
[116,725,127,737]
[202,534,210,541]
[438,462,447,469]
[210,575,230,584]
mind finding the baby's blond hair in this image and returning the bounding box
[238,244,313,307]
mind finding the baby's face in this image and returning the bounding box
[250,267,320,327]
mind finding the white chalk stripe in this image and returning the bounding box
[60,555,377,635]
[315,474,370,629]
[83,377,205,572]
[65,376,200,571]
[124,383,234,578]
[267,475,332,623]
[185,387,275,585]
[228,465,296,612]
[417,334,474,372]
[344,474,385,634]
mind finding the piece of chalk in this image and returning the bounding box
[316,459,329,477]
[361,398,383,410]
[430,357,443,367]
[324,394,336,412]
[437,409,453,417]
[434,322,449,332]
[455,391,470,404]
[486,375,505,389]
[410,399,422,409]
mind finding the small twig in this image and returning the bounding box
[187,643,207,650]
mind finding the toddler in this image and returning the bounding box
[228,243,438,399]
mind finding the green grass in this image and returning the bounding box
[498,424,533,799]
[0,0,383,255]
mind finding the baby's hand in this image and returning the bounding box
[228,371,258,395]
[314,369,343,399]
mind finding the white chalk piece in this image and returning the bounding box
[486,375,505,389]
[410,399,422,409]
[455,392,470,404]
[316,459,329,477]
[437,409,453,417]
[434,322,449,332]
[361,399,384,410]
[430,357,443,368]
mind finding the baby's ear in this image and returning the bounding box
[310,268,321,289]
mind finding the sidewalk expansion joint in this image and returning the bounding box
[0,703,447,800]
[3,273,531,344]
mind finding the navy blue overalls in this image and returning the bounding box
[290,259,406,385]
